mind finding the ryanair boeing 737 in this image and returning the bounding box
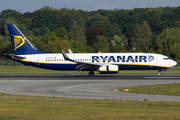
[4,24,177,76]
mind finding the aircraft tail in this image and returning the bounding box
[7,24,48,55]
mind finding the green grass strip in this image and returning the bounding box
[0,94,180,120]
[119,83,180,96]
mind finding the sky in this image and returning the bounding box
[0,0,180,13]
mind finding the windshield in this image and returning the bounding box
[163,58,170,60]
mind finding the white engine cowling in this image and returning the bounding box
[99,65,119,74]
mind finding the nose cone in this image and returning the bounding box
[171,60,177,67]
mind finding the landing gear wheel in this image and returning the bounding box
[88,71,94,77]
[157,73,161,76]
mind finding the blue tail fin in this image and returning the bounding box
[7,24,48,55]
[60,49,70,60]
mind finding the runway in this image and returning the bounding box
[0,74,180,101]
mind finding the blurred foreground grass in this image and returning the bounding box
[0,94,180,120]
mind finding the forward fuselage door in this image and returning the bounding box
[155,57,159,64]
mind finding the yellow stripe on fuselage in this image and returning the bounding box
[13,58,170,68]
[13,58,76,64]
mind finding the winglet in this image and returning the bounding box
[68,49,73,54]
[60,49,70,60]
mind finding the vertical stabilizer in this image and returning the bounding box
[7,24,48,55]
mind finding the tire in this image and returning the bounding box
[88,71,94,77]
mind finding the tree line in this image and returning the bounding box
[1,6,180,59]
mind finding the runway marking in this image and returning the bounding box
[1,91,51,93]
[0,91,17,92]
[145,77,180,79]
[52,83,63,91]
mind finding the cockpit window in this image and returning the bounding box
[163,58,170,60]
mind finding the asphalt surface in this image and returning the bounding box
[0,74,180,101]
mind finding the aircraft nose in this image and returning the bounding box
[171,60,177,67]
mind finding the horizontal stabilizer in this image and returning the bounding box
[3,53,26,59]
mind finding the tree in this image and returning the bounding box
[3,41,14,54]
[41,31,58,44]
[170,44,180,59]
[164,48,170,57]
[111,23,122,37]
[76,19,85,30]
[18,24,26,34]
[161,7,176,21]
[85,45,94,53]
[157,49,163,55]
[0,9,23,23]
[92,20,112,36]
[109,45,126,53]
[84,28,106,47]
[31,7,61,31]
[70,40,85,53]
[44,41,53,53]
[108,10,130,30]
[157,28,180,58]
[154,20,178,35]
[57,13,74,32]
[131,21,152,52]
[38,27,49,36]
[2,17,17,36]
[30,36,45,51]
[0,36,3,47]
[174,6,180,20]
[93,35,109,53]
[113,35,122,45]
[85,17,98,28]
[56,27,67,39]
[68,26,87,46]
[147,18,160,32]
[52,40,71,53]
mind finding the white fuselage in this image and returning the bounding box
[13,53,177,71]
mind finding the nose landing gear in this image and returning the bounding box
[157,69,167,76]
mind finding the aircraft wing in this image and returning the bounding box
[60,49,102,70]
[3,53,26,59]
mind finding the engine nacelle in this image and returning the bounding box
[99,65,119,74]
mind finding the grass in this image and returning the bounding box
[0,66,85,74]
[0,66,180,74]
[119,83,180,96]
[0,94,180,120]
[0,66,180,119]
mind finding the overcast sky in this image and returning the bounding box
[0,0,180,13]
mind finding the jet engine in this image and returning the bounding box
[99,65,119,74]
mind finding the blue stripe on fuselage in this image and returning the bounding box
[14,59,168,71]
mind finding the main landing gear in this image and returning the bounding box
[88,71,94,77]
[157,70,161,76]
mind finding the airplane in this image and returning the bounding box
[4,23,177,76]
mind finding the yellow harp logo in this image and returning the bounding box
[13,35,25,51]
